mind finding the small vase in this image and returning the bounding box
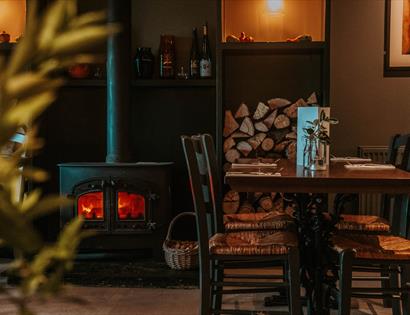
[303,138,328,171]
[134,47,154,79]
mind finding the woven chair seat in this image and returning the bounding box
[335,214,391,233]
[332,233,410,260]
[209,230,298,256]
[224,211,294,232]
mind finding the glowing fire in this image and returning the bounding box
[117,192,145,220]
[77,192,104,220]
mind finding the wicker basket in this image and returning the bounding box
[163,212,199,270]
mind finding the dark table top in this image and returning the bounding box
[225,159,410,194]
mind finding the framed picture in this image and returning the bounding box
[384,0,410,76]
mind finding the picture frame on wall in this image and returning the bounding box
[385,0,410,76]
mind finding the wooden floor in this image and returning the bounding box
[0,285,393,315]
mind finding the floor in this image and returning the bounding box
[0,284,393,315]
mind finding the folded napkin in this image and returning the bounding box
[226,171,281,177]
[344,163,396,170]
[331,157,372,162]
[232,162,277,168]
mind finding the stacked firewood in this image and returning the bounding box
[222,92,318,214]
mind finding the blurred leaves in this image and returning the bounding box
[0,0,117,314]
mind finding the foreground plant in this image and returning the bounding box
[0,1,118,314]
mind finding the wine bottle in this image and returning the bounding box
[189,28,199,78]
[159,35,176,79]
[199,22,212,78]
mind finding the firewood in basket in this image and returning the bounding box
[261,138,275,152]
[234,102,250,118]
[239,117,255,136]
[253,102,269,120]
[286,141,297,160]
[223,137,235,153]
[283,98,307,119]
[238,201,254,213]
[223,110,240,137]
[255,121,269,132]
[273,114,290,129]
[225,148,241,163]
[274,141,291,153]
[259,195,274,211]
[267,98,291,110]
[231,131,250,138]
[247,133,266,150]
[263,110,278,129]
[223,190,240,214]
[237,141,252,157]
[307,92,318,105]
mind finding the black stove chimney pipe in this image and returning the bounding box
[106,0,131,163]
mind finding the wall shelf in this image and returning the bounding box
[132,79,216,88]
[220,41,326,53]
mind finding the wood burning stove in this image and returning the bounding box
[58,0,173,257]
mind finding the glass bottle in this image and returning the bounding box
[134,47,154,79]
[189,28,199,78]
[199,23,212,78]
[159,35,176,79]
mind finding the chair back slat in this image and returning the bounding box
[383,134,410,236]
[181,136,211,265]
[200,134,224,233]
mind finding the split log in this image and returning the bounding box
[259,195,273,211]
[223,163,231,173]
[273,114,290,129]
[254,192,263,200]
[272,198,284,212]
[286,141,297,160]
[267,98,291,110]
[270,192,278,200]
[270,129,290,143]
[255,121,269,132]
[248,133,266,150]
[225,148,240,163]
[307,92,318,105]
[257,207,266,213]
[238,201,254,214]
[253,102,269,120]
[274,141,290,153]
[237,141,252,157]
[231,131,250,138]
[285,131,297,140]
[223,110,239,137]
[235,102,250,118]
[263,110,278,129]
[239,117,255,136]
[261,138,275,152]
[223,190,240,214]
[283,98,307,119]
[223,137,235,153]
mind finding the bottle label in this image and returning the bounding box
[190,60,199,76]
[200,59,211,77]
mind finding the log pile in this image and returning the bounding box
[222,92,318,215]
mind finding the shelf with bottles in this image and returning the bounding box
[219,41,326,53]
[132,79,216,88]
[221,0,326,44]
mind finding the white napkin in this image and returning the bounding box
[331,157,372,162]
[226,171,281,177]
[344,163,396,170]
[232,162,277,168]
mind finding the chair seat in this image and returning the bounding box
[332,233,410,260]
[209,230,298,256]
[224,211,294,232]
[335,214,391,233]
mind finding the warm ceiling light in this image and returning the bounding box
[266,0,283,13]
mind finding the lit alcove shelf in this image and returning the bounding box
[219,41,326,53]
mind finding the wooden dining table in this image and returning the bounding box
[225,159,410,315]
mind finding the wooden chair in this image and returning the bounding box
[332,134,410,315]
[200,133,294,234]
[181,135,301,315]
[334,134,410,234]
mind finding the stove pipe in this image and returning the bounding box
[106,0,131,163]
